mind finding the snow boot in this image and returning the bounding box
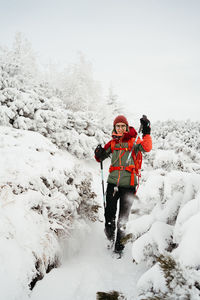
[113,227,125,258]
[104,220,115,249]
[104,220,115,240]
[114,240,124,252]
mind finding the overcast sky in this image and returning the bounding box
[0,0,200,122]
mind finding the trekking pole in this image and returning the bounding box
[125,125,142,165]
[100,161,106,208]
[125,115,148,165]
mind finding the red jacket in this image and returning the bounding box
[95,127,152,162]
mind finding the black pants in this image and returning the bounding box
[104,183,135,252]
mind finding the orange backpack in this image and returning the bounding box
[110,138,142,190]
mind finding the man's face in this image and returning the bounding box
[115,122,127,135]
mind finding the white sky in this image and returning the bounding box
[0,0,200,122]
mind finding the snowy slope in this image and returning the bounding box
[29,120,200,300]
[1,72,200,300]
[126,121,200,299]
[0,120,200,300]
[0,126,99,300]
[1,119,200,300]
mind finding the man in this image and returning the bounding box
[95,115,152,255]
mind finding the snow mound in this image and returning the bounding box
[127,120,200,299]
[0,126,99,299]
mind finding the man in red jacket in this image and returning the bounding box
[95,115,152,255]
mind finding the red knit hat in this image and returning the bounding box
[113,115,129,126]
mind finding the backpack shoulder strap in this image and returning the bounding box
[128,138,135,152]
[111,140,116,152]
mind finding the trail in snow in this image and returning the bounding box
[30,219,146,300]
[30,161,146,300]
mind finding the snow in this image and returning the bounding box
[173,212,200,267]
[0,119,200,299]
[0,124,148,300]
[137,264,167,296]
[30,222,146,300]
[127,214,154,240]
[0,126,99,299]
[131,221,173,265]
[1,42,200,299]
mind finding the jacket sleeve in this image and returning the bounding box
[94,140,112,162]
[134,134,152,153]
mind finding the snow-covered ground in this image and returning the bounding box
[0,125,147,300]
[28,161,146,300]
[1,120,200,300]
[29,157,147,300]
[1,38,200,299]
[30,221,146,300]
[1,120,200,299]
[0,126,99,300]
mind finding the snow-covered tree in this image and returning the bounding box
[107,84,123,115]
[0,32,39,91]
[96,84,125,131]
[59,53,103,112]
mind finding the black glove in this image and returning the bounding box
[94,144,107,161]
[140,115,151,135]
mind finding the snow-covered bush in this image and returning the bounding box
[137,255,200,300]
[0,37,112,160]
[97,290,126,300]
[0,127,99,299]
[126,120,200,299]
[0,86,110,159]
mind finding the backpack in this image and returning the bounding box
[110,138,142,191]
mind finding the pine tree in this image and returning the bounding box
[107,85,121,116]
[60,53,102,112]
